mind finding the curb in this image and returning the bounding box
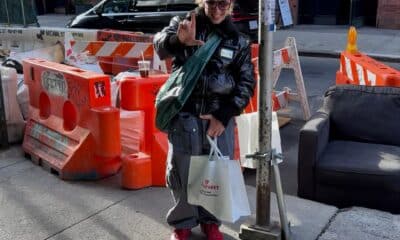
[298,50,400,63]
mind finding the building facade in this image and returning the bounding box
[35,0,400,30]
[297,0,400,29]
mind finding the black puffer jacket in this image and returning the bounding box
[153,7,255,126]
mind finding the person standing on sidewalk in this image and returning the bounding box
[153,1,255,239]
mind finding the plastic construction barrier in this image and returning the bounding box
[22,58,121,180]
[121,152,152,189]
[0,66,25,144]
[118,73,240,188]
[120,74,169,187]
[337,51,400,87]
[0,27,97,54]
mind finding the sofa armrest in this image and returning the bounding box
[297,111,330,199]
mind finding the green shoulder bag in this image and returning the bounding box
[155,33,221,131]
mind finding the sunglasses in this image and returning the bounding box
[205,0,231,10]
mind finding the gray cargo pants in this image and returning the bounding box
[166,112,234,229]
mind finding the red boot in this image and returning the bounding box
[170,229,191,240]
[201,223,224,240]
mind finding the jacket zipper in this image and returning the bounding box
[199,31,212,115]
[199,74,208,115]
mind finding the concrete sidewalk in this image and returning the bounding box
[275,25,400,63]
[0,145,337,240]
[3,144,400,240]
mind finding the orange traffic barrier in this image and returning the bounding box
[99,56,143,75]
[119,72,254,187]
[244,57,259,113]
[336,51,400,87]
[251,44,259,59]
[337,51,400,86]
[71,40,154,75]
[121,152,152,189]
[22,58,121,180]
[120,74,169,186]
[337,27,400,86]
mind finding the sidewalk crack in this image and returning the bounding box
[43,195,132,240]
[0,160,26,170]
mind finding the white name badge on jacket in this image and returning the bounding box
[220,48,234,60]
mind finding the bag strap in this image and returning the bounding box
[181,33,221,76]
[207,136,223,160]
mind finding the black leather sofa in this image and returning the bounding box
[298,85,400,213]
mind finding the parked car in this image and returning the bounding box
[67,0,258,41]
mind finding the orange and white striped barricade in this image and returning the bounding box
[22,58,121,180]
[70,38,170,75]
[337,51,400,87]
[337,26,400,87]
[247,37,311,120]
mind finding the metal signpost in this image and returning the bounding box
[0,73,9,148]
[239,0,289,239]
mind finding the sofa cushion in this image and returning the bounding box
[316,140,400,192]
[323,85,400,146]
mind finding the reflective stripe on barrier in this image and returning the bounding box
[95,30,171,74]
[71,39,170,75]
[22,58,121,180]
[272,90,289,111]
[71,41,153,57]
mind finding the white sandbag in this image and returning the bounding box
[16,74,29,120]
[0,66,25,142]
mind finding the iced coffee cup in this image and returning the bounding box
[138,60,150,78]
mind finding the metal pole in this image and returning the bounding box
[255,4,274,228]
[272,151,290,240]
[240,1,281,239]
[349,0,353,26]
[4,0,10,26]
[258,0,262,44]
[20,0,27,27]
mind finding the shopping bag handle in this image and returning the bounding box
[207,136,223,159]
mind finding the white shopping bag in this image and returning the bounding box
[187,136,251,223]
[235,111,282,168]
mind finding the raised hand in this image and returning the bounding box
[177,12,204,46]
